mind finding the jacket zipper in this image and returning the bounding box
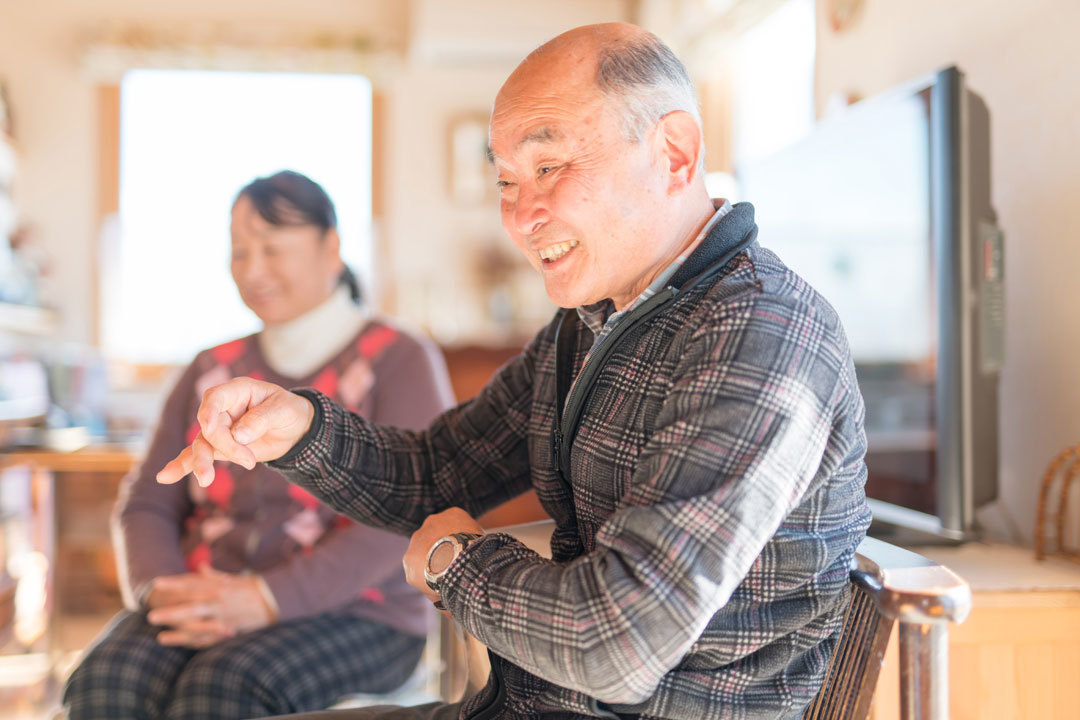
[556,288,677,484]
[554,233,757,486]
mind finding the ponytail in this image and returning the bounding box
[339,266,363,305]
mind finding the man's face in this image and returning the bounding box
[489,75,672,310]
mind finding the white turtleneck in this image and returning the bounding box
[258,285,370,380]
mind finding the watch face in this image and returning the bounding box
[428,539,456,575]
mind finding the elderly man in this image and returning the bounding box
[160,22,870,720]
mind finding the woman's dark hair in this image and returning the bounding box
[234,170,362,304]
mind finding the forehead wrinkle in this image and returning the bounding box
[489,84,607,165]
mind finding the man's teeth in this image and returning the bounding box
[539,240,579,262]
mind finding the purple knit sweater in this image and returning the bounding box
[113,320,455,636]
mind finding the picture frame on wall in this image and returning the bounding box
[449,114,494,205]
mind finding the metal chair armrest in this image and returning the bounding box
[854,536,972,626]
[853,536,972,720]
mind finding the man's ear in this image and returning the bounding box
[656,110,703,193]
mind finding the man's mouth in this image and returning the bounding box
[538,240,579,264]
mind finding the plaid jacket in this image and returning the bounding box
[271,203,871,719]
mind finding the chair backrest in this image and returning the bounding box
[1036,443,1080,560]
[803,569,895,719]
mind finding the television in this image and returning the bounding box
[738,66,1003,540]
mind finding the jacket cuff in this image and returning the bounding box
[439,532,531,623]
[269,388,329,467]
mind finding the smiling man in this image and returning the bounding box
[159,23,870,720]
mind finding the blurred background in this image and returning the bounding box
[1,0,1078,717]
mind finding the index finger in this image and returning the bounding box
[157,445,194,485]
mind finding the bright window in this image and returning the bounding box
[103,70,372,364]
[731,0,816,170]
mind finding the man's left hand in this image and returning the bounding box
[404,507,484,606]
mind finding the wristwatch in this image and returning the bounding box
[424,531,481,594]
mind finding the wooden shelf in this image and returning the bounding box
[0,303,59,337]
[0,446,138,474]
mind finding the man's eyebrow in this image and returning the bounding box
[487,126,564,165]
[518,126,562,148]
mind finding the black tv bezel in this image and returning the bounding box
[863,65,1000,541]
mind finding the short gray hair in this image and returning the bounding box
[595,33,703,149]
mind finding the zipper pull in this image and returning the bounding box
[552,427,566,482]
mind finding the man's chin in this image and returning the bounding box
[543,285,596,310]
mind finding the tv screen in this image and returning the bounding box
[738,66,1002,539]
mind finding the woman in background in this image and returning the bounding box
[63,171,456,719]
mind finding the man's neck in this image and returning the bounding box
[681,196,725,254]
[612,195,720,312]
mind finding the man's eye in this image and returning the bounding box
[537,166,556,177]
[496,180,515,189]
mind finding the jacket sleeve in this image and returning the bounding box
[438,293,861,703]
[259,330,457,620]
[111,361,200,609]
[269,325,548,534]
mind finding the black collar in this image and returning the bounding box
[667,201,758,291]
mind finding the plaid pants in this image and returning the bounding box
[62,610,426,720]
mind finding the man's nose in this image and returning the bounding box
[513,183,550,236]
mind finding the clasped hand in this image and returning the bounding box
[147,566,274,648]
[157,377,314,487]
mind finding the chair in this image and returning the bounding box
[1035,443,1080,561]
[804,536,971,720]
[455,522,971,720]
